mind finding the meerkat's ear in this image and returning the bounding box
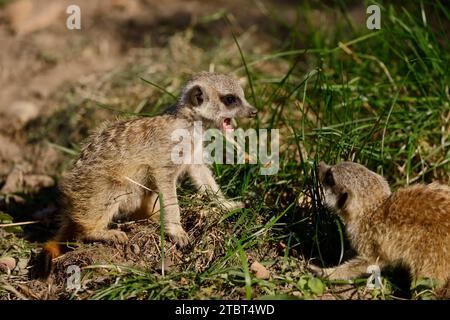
[337,191,349,209]
[187,85,204,106]
[319,162,335,187]
[318,162,330,182]
[323,168,335,187]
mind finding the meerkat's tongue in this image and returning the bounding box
[220,118,233,133]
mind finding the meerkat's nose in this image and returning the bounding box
[249,107,258,118]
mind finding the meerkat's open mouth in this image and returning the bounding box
[220,118,233,133]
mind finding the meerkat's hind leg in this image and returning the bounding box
[218,198,245,211]
[78,202,129,244]
[130,192,161,222]
[309,257,372,280]
[83,229,129,243]
[143,192,161,222]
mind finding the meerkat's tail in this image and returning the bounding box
[35,222,75,280]
[43,241,63,259]
[35,240,70,280]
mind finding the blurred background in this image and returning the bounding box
[0,0,371,185]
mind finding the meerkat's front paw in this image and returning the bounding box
[220,200,245,211]
[307,264,326,277]
[104,230,129,243]
[166,223,189,247]
[307,265,352,280]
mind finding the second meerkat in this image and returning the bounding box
[43,72,257,262]
[314,161,450,287]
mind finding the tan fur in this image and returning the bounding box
[49,72,257,249]
[315,161,450,286]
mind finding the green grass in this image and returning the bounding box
[2,0,449,300]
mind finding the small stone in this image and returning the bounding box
[130,244,140,255]
[0,256,16,273]
[22,174,54,190]
[0,166,25,193]
[0,165,53,193]
[1,162,54,193]
[250,261,270,280]
[0,101,39,127]
[11,101,39,124]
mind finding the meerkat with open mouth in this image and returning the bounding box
[40,72,257,276]
[313,161,450,293]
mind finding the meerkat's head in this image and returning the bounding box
[179,72,257,131]
[318,161,391,222]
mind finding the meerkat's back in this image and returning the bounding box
[375,183,450,280]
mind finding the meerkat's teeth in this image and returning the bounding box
[220,117,233,133]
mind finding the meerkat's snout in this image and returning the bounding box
[246,105,258,118]
[181,72,258,132]
[318,161,348,213]
[234,99,257,119]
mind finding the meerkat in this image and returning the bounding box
[312,161,450,290]
[40,72,257,275]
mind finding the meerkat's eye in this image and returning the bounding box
[324,169,335,187]
[221,94,239,107]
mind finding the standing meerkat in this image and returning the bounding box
[40,72,257,273]
[313,161,450,290]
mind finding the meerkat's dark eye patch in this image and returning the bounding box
[220,94,240,107]
[323,168,335,187]
[337,192,348,209]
